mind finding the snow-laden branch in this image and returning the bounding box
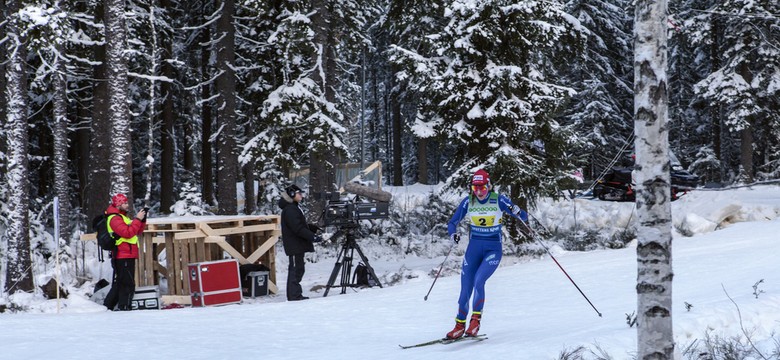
[197,94,219,106]
[128,71,174,83]
[200,31,226,48]
[184,69,225,91]
[178,2,223,31]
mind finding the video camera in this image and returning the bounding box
[322,183,392,227]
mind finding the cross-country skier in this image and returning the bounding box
[445,169,528,339]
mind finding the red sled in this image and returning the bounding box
[188,259,243,307]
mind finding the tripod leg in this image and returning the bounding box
[340,248,353,294]
[324,244,348,297]
[353,241,383,288]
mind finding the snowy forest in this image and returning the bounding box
[1,0,779,306]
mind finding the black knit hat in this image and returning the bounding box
[286,184,304,198]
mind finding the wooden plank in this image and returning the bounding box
[246,235,278,264]
[171,239,181,296]
[198,224,278,237]
[173,230,208,240]
[135,239,145,287]
[195,238,206,263]
[211,237,248,263]
[153,262,167,276]
[268,280,278,295]
[188,238,198,264]
[180,239,191,296]
[165,234,178,295]
[144,233,154,286]
[151,236,167,244]
[146,221,199,232]
[266,237,277,288]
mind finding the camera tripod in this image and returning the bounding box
[323,223,383,297]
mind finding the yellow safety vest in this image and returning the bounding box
[107,213,139,245]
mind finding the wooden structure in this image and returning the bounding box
[82,215,280,305]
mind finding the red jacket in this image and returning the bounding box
[104,205,145,259]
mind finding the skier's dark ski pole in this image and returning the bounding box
[520,217,602,317]
[424,243,455,301]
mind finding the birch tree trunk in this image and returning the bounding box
[4,0,34,293]
[215,0,237,215]
[634,0,674,358]
[106,0,133,201]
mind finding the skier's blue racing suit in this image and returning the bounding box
[447,191,528,322]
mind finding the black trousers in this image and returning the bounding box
[105,258,136,310]
[287,254,305,300]
[103,257,119,310]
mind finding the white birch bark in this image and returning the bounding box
[106,0,133,200]
[4,0,34,293]
[634,0,674,358]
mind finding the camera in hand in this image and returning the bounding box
[141,207,150,222]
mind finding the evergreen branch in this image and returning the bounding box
[178,2,223,31]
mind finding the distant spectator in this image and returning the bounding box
[278,185,322,301]
[103,193,146,311]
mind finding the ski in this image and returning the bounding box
[399,334,487,349]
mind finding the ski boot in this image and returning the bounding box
[445,319,466,339]
[465,312,481,337]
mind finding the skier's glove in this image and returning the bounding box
[512,205,528,222]
[312,235,323,243]
[450,233,460,245]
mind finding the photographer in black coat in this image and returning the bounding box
[279,185,322,301]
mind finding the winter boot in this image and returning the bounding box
[465,313,481,337]
[446,319,466,339]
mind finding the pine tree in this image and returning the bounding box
[215,0,238,215]
[106,0,134,200]
[3,0,34,294]
[692,0,780,183]
[85,0,113,218]
[392,0,587,202]
[560,0,634,179]
[384,0,448,185]
[667,0,719,182]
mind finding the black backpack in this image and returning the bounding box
[92,214,119,262]
[353,263,370,287]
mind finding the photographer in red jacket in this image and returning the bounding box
[102,194,147,311]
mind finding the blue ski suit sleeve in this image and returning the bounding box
[447,197,470,236]
[498,194,528,222]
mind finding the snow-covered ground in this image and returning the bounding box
[2,185,780,359]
